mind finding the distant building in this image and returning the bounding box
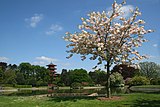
[46,62,58,89]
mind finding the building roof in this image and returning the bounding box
[46,62,57,67]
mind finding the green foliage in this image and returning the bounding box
[89,70,107,85]
[0,68,4,84]
[3,69,17,85]
[0,62,50,87]
[110,72,124,87]
[112,64,139,79]
[128,76,150,86]
[139,62,160,79]
[70,82,83,89]
[59,69,93,86]
[15,71,25,85]
[14,85,32,88]
[150,78,160,85]
[69,69,92,83]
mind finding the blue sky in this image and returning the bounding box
[0,0,160,73]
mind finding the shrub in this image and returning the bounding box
[150,78,160,85]
[36,81,48,87]
[70,82,83,89]
[110,72,124,87]
[125,78,132,85]
[128,76,150,86]
[14,85,32,88]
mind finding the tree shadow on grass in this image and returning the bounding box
[131,99,160,107]
[47,96,97,102]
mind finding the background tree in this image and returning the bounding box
[89,70,107,85]
[3,69,17,85]
[64,0,153,97]
[68,69,92,86]
[60,69,70,86]
[110,72,124,87]
[139,62,160,79]
[15,71,25,85]
[0,68,4,84]
[19,63,32,80]
[112,64,140,79]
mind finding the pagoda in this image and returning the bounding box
[46,62,57,89]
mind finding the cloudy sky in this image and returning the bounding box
[0,0,160,73]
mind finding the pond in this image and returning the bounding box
[0,87,129,96]
[1,86,159,96]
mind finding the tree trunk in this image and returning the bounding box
[106,60,111,98]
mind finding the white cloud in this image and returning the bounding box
[0,57,9,62]
[153,44,158,47]
[33,56,58,66]
[36,56,58,62]
[32,61,46,65]
[25,14,43,28]
[46,24,63,35]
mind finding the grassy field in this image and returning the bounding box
[0,93,160,107]
[131,85,160,88]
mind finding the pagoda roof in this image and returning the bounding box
[46,62,57,66]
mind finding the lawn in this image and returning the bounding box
[0,93,160,107]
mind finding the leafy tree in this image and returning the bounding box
[7,64,18,70]
[128,76,150,86]
[68,69,92,86]
[19,63,32,79]
[32,65,49,82]
[139,62,160,79]
[15,71,25,85]
[3,69,17,85]
[89,70,107,85]
[60,69,70,86]
[0,68,4,84]
[27,77,36,86]
[64,0,153,97]
[112,64,140,79]
[110,72,124,87]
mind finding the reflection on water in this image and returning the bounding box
[0,87,129,96]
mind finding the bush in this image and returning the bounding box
[125,78,132,85]
[70,82,83,89]
[150,78,160,85]
[110,72,124,87]
[128,76,150,86]
[36,81,48,87]
[1,84,14,87]
[14,85,32,88]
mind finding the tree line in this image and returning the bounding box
[0,61,160,87]
[0,62,49,87]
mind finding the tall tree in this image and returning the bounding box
[15,71,25,85]
[19,63,32,79]
[64,0,153,97]
[139,62,160,79]
[0,68,4,84]
[68,69,92,86]
[89,70,107,85]
[3,69,17,85]
[112,64,140,79]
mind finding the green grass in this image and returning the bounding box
[131,85,160,88]
[0,93,160,107]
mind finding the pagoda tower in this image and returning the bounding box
[46,62,57,89]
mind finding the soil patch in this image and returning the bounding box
[97,96,123,101]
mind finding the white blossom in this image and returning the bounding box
[64,0,153,68]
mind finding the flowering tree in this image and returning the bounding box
[64,0,153,98]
